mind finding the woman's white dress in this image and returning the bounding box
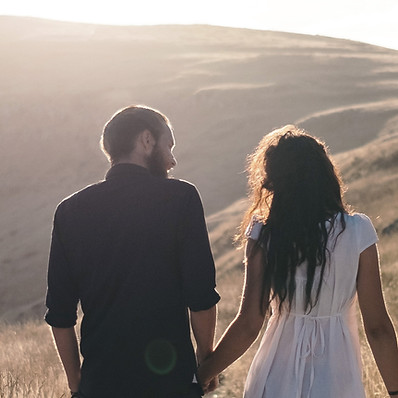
[244,213,378,398]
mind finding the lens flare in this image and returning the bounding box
[144,339,177,375]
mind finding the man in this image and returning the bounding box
[45,105,220,398]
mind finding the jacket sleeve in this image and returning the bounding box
[177,184,220,312]
[45,206,79,328]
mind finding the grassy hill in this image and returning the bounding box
[1,16,398,322]
[0,18,397,396]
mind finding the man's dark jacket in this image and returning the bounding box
[45,164,220,397]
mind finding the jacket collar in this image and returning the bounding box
[105,163,149,180]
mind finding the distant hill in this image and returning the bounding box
[0,16,397,321]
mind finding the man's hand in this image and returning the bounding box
[202,375,219,394]
[197,363,219,395]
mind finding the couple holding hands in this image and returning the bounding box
[45,105,398,397]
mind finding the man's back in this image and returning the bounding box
[46,163,219,397]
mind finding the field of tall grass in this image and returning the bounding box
[0,320,67,398]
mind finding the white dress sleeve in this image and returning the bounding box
[355,213,378,253]
[245,217,264,241]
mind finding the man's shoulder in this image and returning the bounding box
[151,178,202,207]
[55,177,202,220]
[56,180,106,211]
[162,177,196,191]
[57,177,199,206]
[158,177,201,200]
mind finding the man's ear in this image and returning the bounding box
[140,129,156,154]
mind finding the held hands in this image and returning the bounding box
[202,375,219,394]
[197,371,219,395]
[196,347,220,395]
[197,360,219,395]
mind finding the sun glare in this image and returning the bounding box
[0,0,265,26]
[0,0,397,49]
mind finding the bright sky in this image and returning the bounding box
[1,0,397,50]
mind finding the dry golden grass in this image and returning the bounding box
[0,321,67,397]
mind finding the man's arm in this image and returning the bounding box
[177,185,221,392]
[51,326,81,394]
[46,209,81,393]
[191,305,218,393]
[190,305,217,365]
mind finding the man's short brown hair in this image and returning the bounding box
[100,105,172,164]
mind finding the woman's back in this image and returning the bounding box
[244,212,378,398]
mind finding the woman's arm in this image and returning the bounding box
[357,243,398,395]
[197,240,266,389]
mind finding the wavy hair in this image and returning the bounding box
[239,125,348,315]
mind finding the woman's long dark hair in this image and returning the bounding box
[239,125,348,315]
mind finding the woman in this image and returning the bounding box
[197,126,398,397]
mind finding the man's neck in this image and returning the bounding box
[113,155,148,169]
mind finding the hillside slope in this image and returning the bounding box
[0,16,397,321]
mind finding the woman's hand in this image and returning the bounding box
[203,376,219,394]
[197,362,219,394]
